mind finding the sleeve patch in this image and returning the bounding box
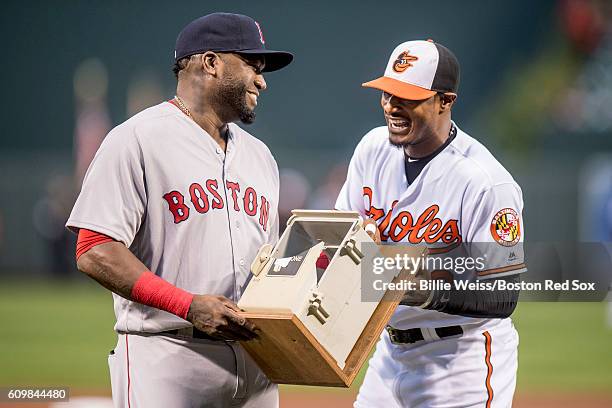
[490,208,521,246]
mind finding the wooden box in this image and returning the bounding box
[237,210,424,387]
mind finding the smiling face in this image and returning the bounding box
[215,53,266,124]
[381,91,441,148]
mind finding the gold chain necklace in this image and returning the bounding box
[174,96,229,140]
[174,96,193,118]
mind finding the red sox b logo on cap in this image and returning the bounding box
[255,21,265,45]
[393,51,418,73]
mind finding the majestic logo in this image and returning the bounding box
[363,187,462,247]
[490,208,521,247]
[393,51,418,73]
[254,21,265,45]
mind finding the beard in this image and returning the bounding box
[388,137,405,148]
[216,77,256,124]
[387,131,415,149]
[387,123,436,149]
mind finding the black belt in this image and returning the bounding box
[386,325,463,344]
[163,327,220,341]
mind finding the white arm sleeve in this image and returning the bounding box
[463,182,526,278]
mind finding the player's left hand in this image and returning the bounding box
[400,267,432,306]
[400,269,454,306]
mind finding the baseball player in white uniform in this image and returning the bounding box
[66,13,293,408]
[336,40,526,407]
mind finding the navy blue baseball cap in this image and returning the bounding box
[174,13,293,72]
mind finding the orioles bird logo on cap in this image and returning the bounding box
[393,51,418,73]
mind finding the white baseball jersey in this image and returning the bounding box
[67,101,279,333]
[335,123,525,329]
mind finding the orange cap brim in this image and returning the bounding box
[362,76,436,100]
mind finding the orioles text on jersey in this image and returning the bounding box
[363,186,462,245]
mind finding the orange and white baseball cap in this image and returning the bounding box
[362,40,460,100]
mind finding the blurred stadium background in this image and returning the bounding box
[1,0,611,406]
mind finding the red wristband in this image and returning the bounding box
[130,271,194,320]
[76,228,115,260]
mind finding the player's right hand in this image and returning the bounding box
[186,295,259,341]
[364,218,381,244]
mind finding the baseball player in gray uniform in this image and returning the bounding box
[66,13,293,408]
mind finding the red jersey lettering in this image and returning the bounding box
[189,183,210,213]
[225,181,241,211]
[206,179,224,209]
[259,195,270,231]
[162,191,190,223]
[243,187,258,216]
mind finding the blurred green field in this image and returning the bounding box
[0,280,611,394]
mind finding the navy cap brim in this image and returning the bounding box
[236,49,293,72]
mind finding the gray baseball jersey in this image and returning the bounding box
[67,101,280,333]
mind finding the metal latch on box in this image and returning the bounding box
[250,244,273,277]
[307,292,330,325]
[341,238,364,265]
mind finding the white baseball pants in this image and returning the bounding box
[355,318,518,408]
